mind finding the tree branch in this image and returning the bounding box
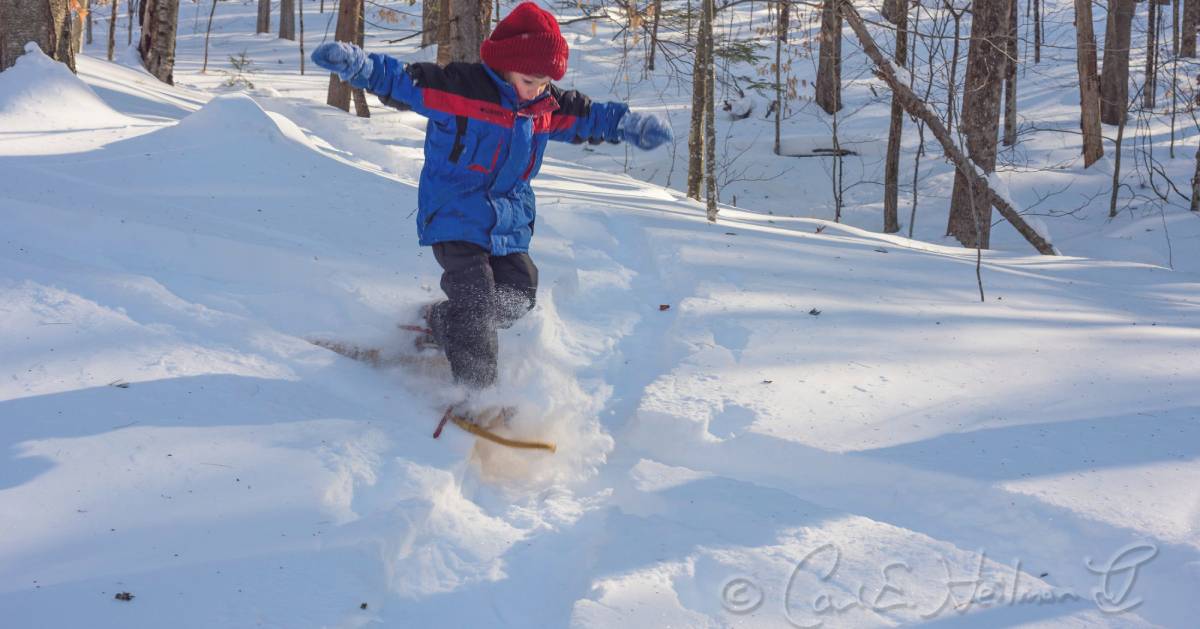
[839,0,1057,255]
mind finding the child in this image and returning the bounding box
[311,2,671,392]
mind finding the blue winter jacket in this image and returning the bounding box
[361,54,629,255]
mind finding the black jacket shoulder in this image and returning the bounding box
[547,84,593,117]
[407,62,500,104]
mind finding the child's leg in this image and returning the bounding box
[490,252,538,329]
[429,242,500,388]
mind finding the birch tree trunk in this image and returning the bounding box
[0,0,75,72]
[1100,0,1135,125]
[687,2,708,201]
[946,0,1011,249]
[139,0,179,84]
[1075,0,1103,165]
[280,0,296,40]
[815,0,842,114]
[703,0,717,221]
[257,0,270,34]
[883,0,907,233]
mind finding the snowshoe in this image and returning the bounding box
[433,404,555,453]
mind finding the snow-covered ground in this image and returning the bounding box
[2,1,1198,627]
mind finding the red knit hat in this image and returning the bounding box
[480,2,569,81]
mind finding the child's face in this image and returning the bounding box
[503,71,551,102]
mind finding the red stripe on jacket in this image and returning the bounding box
[423,89,516,127]
[534,114,576,134]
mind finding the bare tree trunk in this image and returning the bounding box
[1100,0,1135,125]
[947,4,963,132]
[1003,0,1018,146]
[423,0,438,47]
[1174,0,1181,55]
[1184,0,1199,57]
[353,0,369,118]
[108,0,119,61]
[773,0,788,155]
[1146,0,1161,109]
[139,0,178,83]
[703,0,717,221]
[1109,106,1128,217]
[436,0,452,64]
[883,0,907,233]
[686,0,692,44]
[1075,0,1104,165]
[447,0,489,63]
[1191,140,1200,210]
[300,0,306,74]
[86,0,93,45]
[202,0,217,72]
[839,0,1056,254]
[908,4,933,239]
[280,0,296,40]
[832,103,843,222]
[815,0,842,114]
[687,0,708,201]
[648,0,663,70]
[128,0,134,45]
[1033,0,1041,62]
[327,0,358,111]
[257,0,270,34]
[0,0,75,72]
[882,0,904,23]
[70,5,82,55]
[947,0,1011,249]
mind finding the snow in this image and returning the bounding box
[0,44,157,154]
[1,1,1198,627]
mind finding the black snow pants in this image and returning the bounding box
[428,241,538,389]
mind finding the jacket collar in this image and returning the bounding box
[482,63,559,116]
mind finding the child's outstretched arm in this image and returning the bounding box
[310,42,449,121]
[547,87,672,151]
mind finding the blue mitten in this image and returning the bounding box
[618,111,673,150]
[311,42,373,88]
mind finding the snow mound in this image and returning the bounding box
[167,93,315,149]
[0,43,137,131]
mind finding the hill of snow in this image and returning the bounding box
[1,2,1198,627]
[0,44,158,154]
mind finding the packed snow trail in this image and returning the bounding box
[2,9,1200,628]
